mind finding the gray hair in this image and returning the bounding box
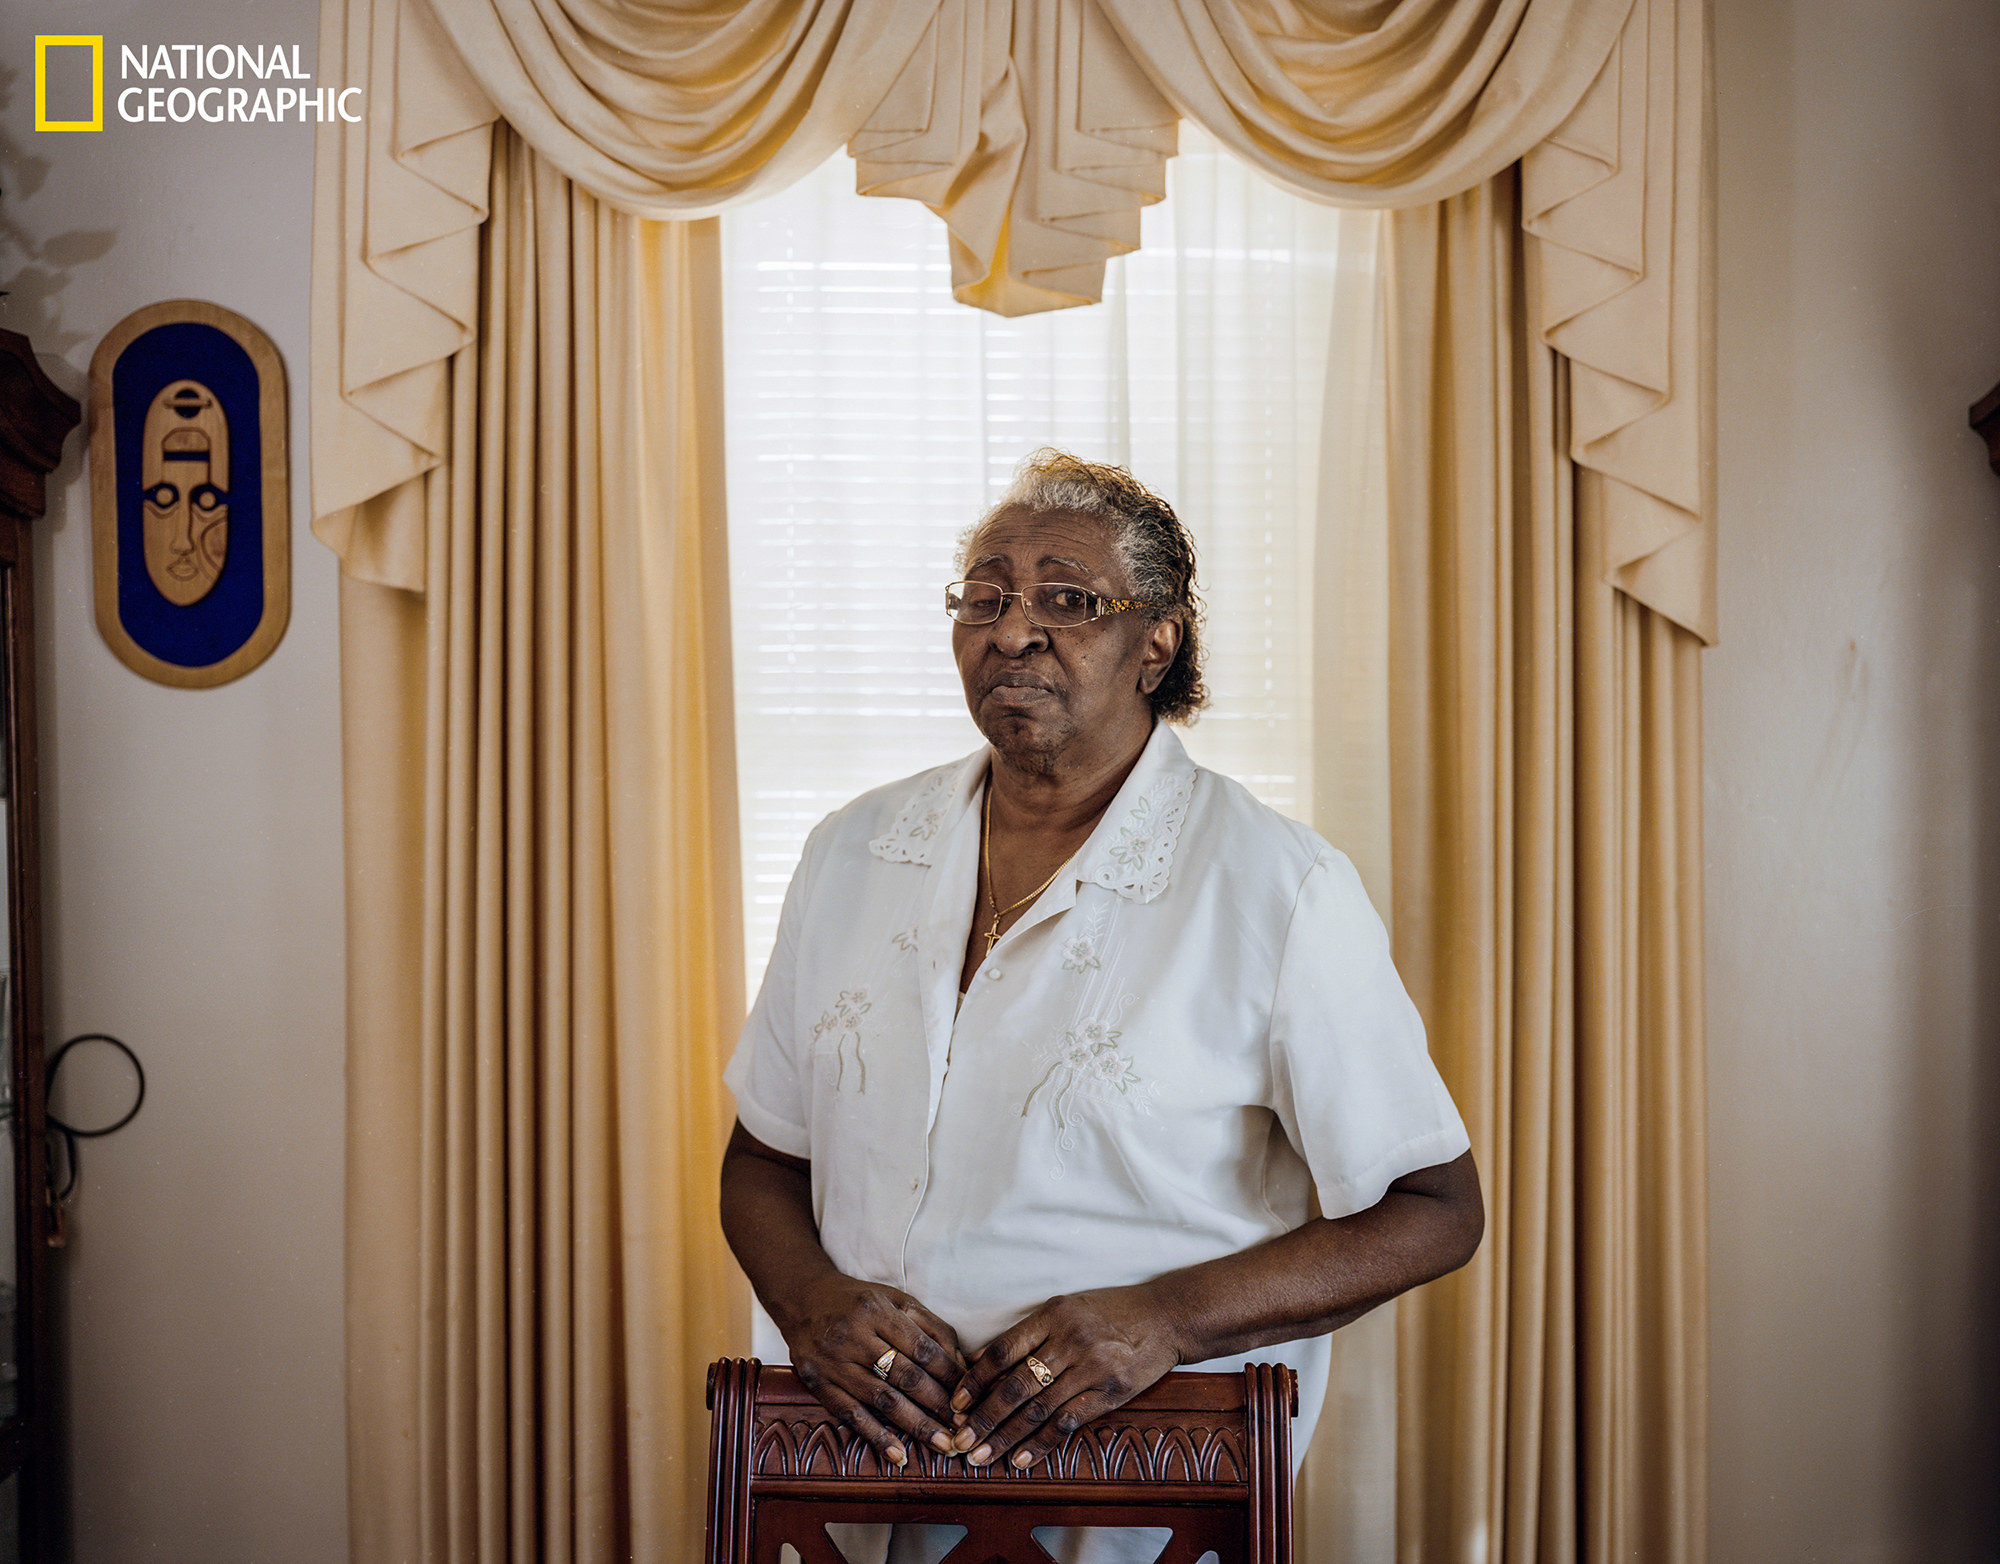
[958,449,1207,723]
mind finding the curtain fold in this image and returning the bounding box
[421,0,941,215]
[1383,177,1578,1564]
[1095,0,1631,203]
[1381,172,1705,1564]
[849,0,1180,314]
[338,127,747,1564]
[339,572,429,1564]
[311,0,494,591]
[1572,470,1708,1564]
[1522,0,1712,640]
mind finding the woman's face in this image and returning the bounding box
[952,506,1181,777]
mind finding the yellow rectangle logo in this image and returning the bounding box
[35,35,104,131]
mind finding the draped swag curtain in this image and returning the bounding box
[310,1,1711,1560]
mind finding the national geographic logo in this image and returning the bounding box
[34,35,363,129]
[33,36,101,130]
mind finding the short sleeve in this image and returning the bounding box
[722,821,828,1160]
[1266,851,1470,1220]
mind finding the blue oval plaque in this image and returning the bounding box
[89,300,289,687]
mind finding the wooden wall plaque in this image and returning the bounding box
[88,300,289,688]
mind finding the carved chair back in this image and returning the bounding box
[704,1358,1296,1564]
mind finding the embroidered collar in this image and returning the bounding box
[868,724,1199,903]
[1069,724,1198,903]
[867,751,987,867]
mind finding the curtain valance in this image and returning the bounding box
[312,0,1710,639]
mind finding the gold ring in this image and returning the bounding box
[1024,1355,1055,1389]
[872,1348,897,1381]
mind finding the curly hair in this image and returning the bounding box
[958,450,1208,723]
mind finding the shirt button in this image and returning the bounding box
[985,966,1002,981]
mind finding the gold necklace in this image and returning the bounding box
[979,785,1070,957]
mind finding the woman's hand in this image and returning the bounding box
[947,1285,1183,1469]
[720,1122,971,1470]
[777,1272,969,1469]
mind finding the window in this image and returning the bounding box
[723,127,1380,994]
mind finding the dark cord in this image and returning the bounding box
[46,1033,146,1204]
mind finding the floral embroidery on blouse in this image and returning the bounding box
[1059,933,1102,973]
[867,767,958,866]
[1109,798,1161,869]
[1022,1006,1154,1165]
[811,987,873,1093]
[1079,767,1196,903]
[1059,897,1114,979]
[891,926,919,953]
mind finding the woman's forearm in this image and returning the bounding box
[718,1123,840,1332]
[1141,1150,1485,1364]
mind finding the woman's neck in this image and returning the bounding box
[985,719,1153,841]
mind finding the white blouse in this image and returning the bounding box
[725,721,1470,1461]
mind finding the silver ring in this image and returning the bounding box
[872,1348,897,1381]
[1024,1355,1055,1389]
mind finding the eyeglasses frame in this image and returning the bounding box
[944,579,1170,630]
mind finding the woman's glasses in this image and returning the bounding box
[944,580,1165,629]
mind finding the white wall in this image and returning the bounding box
[1,0,346,1559]
[1709,2,2000,1561]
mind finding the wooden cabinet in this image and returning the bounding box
[0,328,74,1562]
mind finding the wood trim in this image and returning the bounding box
[707,1357,759,1564]
[2,548,57,1539]
[0,326,74,1561]
[752,1488,1248,1512]
[86,299,290,688]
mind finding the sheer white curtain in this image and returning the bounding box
[720,125,1397,1562]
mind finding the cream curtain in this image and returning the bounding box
[1380,174,1706,1564]
[312,1,1711,1560]
[329,122,747,1559]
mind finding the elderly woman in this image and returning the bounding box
[721,451,1480,1563]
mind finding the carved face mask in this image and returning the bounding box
[140,379,229,606]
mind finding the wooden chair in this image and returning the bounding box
[704,1358,1297,1564]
